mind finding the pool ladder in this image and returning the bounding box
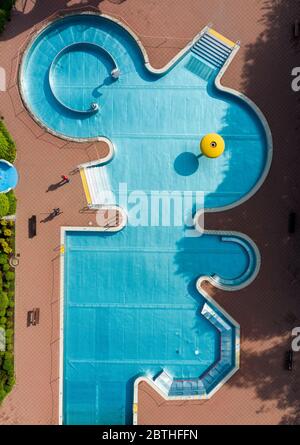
[191,28,238,69]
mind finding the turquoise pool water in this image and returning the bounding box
[0,160,19,193]
[21,14,269,425]
[64,226,255,425]
[21,14,269,210]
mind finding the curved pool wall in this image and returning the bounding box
[20,13,272,211]
[22,14,270,425]
[49,42,118,113]
[61,225,258,425]
[0,159,19,193]
[211,235,258,288]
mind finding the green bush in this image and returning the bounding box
[1,1,14,16]
[0,194,9,217]
[0,1,15,33]
[0,254,8,265]
[0,9,6,33]
[5,327,13,338]
[0,291,8,312]
[6,191,16,215]
[0,193,15,402]
[5,271,14,282]
[5,334,12,343]
[4,380,14,393]
[0,388,6,403]
[7,375,15,387]
[0,121,16,163]
[3,356,13,373]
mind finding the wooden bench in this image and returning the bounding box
[28,215,37,238]
[27,308,40,326]
[294,20,299,38]
[288,212,296,234]
[285,350,294,371]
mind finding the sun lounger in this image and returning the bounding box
[288,212,296,234]
[294,20,299,38]
[286,350,293,371]
[28,215,37,238]
[27,308,40,326]
[33,308,40,325]
[27,310,34,326]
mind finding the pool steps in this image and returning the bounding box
[153,302,234,398]
[212,236,256,287]
[80,164,116,207]
[191,29,235,69]
[185,56,215,81]
[153,370,173,394]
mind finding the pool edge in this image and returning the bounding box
[59,226,259,425]
[58,216,128,425]
[18,11,272,214]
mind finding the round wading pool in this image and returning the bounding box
[0,160,18,193]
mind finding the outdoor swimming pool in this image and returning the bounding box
[21,13,271,425]
[0,160,18,193]
[20,14,271,210]
[63,226,257,425]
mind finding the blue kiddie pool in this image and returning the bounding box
[0,159,19,193]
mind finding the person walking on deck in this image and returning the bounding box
[60,175,70,184]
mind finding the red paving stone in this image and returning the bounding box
[0,0,299,425]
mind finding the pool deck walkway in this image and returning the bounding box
[0,0,300,425]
